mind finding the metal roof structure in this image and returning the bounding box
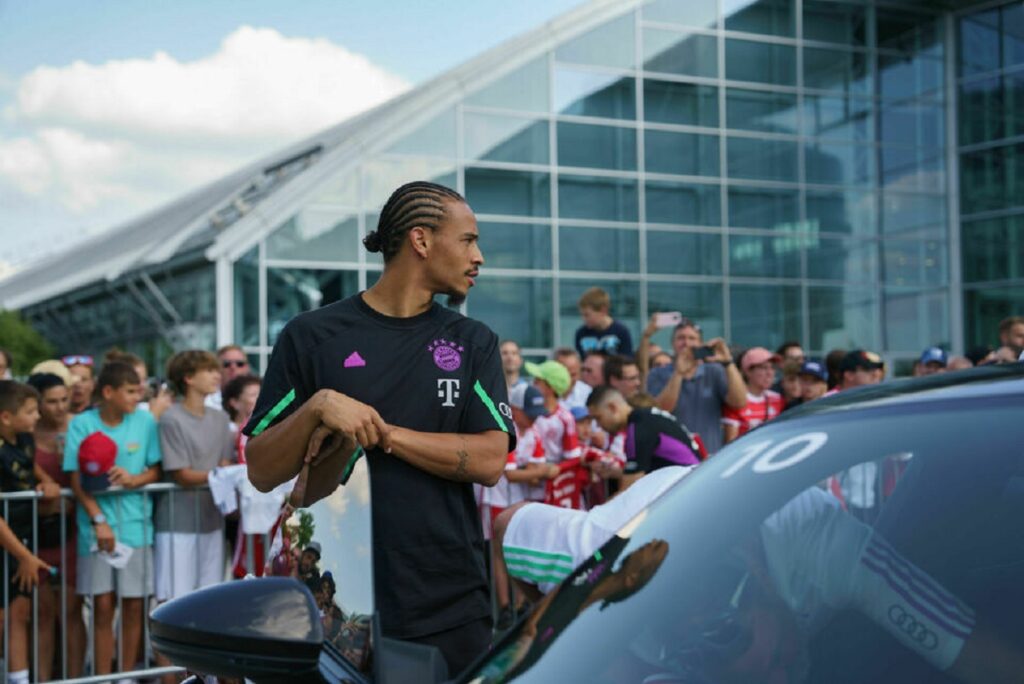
[0,0,634,311]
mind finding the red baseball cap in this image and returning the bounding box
[78,431,117,492]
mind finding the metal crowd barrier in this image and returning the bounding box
[0,482,270,684]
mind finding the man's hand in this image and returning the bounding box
[544,464,560,479]
[108,467,136,488]
[673,347,697,378]
[315,391,390,449]
[36,482,61,500]
[705,337,734,365]
[94,522,116,553]
[13,553,51,592]
[643,313,660,339]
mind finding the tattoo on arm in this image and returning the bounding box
[454,436,470,481]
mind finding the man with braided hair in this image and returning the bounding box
[245,181,516,674]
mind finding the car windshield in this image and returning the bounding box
[468,374,1024,683]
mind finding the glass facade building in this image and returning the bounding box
[5,0,1022,374]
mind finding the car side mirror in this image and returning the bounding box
[151,577,323,682]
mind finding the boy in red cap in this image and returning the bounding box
[0,380,61,684]
[64,361,161,679]
[722,347,784,444]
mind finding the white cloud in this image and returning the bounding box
[0,26,410,265]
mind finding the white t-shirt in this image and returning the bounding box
[533,405,581,464]
[559,381,593,412]
[762,487,974,671]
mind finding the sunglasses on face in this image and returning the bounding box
[222,360,249,369]
[62,355,94,367]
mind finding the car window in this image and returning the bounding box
[470,395,1024,683]
[270,455,374,674]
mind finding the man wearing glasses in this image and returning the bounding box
[206,345,252,411]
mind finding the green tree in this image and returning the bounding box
[0,310,55,376]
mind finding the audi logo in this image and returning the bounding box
[887,604,939,650]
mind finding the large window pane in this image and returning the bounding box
[642,29,717,78]
[962,216,1024,284]
[958,75,1003,146]
[881,147,944,192]
[803,1,866,46]
[646,230,722,276]
[468,277,553,349]
[881,192,945,234]
[805,141,873,186]
[646,180,721,226]
[557,15,635,69]
[555,69,636,120]
[965,285,1024,348]
[960,143,1024,216]
[886,288,951,351]
[466,57,549,113]
[362,157,457,209]
[646,282,724,346]
[465,168,551,217]
[728,187,799,229]
[807,237,878,282]
[268,269,358,345]
[804,47,870,96]
[727,137,798,182]
[729,233,802,278]
[1005,4,1024,69]
[478,222,552,270]
[806,189,876,236]
[725,39,796,85]
[802,95,871,141]
[643,79,718,127]
[557,122,637,171]
[730,285,803,350]
[726,88,798,134]
[559,226,639,272]
[882,238,947,287]
[464,114,549,165]
[724,0,794,38]
[559,280,640,348]
[879,102,944,149]
[559,175,639,222]
[878,52,943,100]
[643,0,716,29]
[808,286,879,351]
[958,7,999,77]
[233,247,259,347]
[267,212,359,262]
[386,109,456,157]
[644,130,719,177]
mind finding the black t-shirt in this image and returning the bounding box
[243,294,516,639]
[623,408,702,475]
[0,433,37,542]
[574,320,634,358]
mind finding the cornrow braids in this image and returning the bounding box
[364,181,466,261]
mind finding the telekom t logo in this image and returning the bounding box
[437,379,461,407]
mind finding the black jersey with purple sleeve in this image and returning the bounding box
[623,408,702,475]
[243,293,516,639]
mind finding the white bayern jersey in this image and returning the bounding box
[761,487,975,671]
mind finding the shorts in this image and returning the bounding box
[503,466,693,593]
[39,545,77,587]
[76,545,154,598]
[155,530,225,601]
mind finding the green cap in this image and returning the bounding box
[524,360,571,397]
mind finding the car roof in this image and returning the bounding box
[774,362,1024,424]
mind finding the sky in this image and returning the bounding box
[0,0,582,276]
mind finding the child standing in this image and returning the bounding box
[64,362,161,678]
[574,287,634,358]
[0,380,59,684]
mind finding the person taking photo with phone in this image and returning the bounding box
[638,315,746,456]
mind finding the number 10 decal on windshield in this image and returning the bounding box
[720,432,829,479]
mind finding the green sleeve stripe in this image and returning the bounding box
[505,557,574,573]
[473,380,508,433]
[506,567,572,585]
[250,389,296,436]
[340,446,364,485]
[503,545,574,563]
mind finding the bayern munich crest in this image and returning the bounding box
[428,338,464,371]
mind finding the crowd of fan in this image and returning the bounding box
[0,298,1021,678]
[482,287,1024,629]
[0,344,332,683]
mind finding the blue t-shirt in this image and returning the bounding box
[574,320,634,358]
[63,408,162,556]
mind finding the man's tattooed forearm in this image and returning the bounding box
[454,449,470,481]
